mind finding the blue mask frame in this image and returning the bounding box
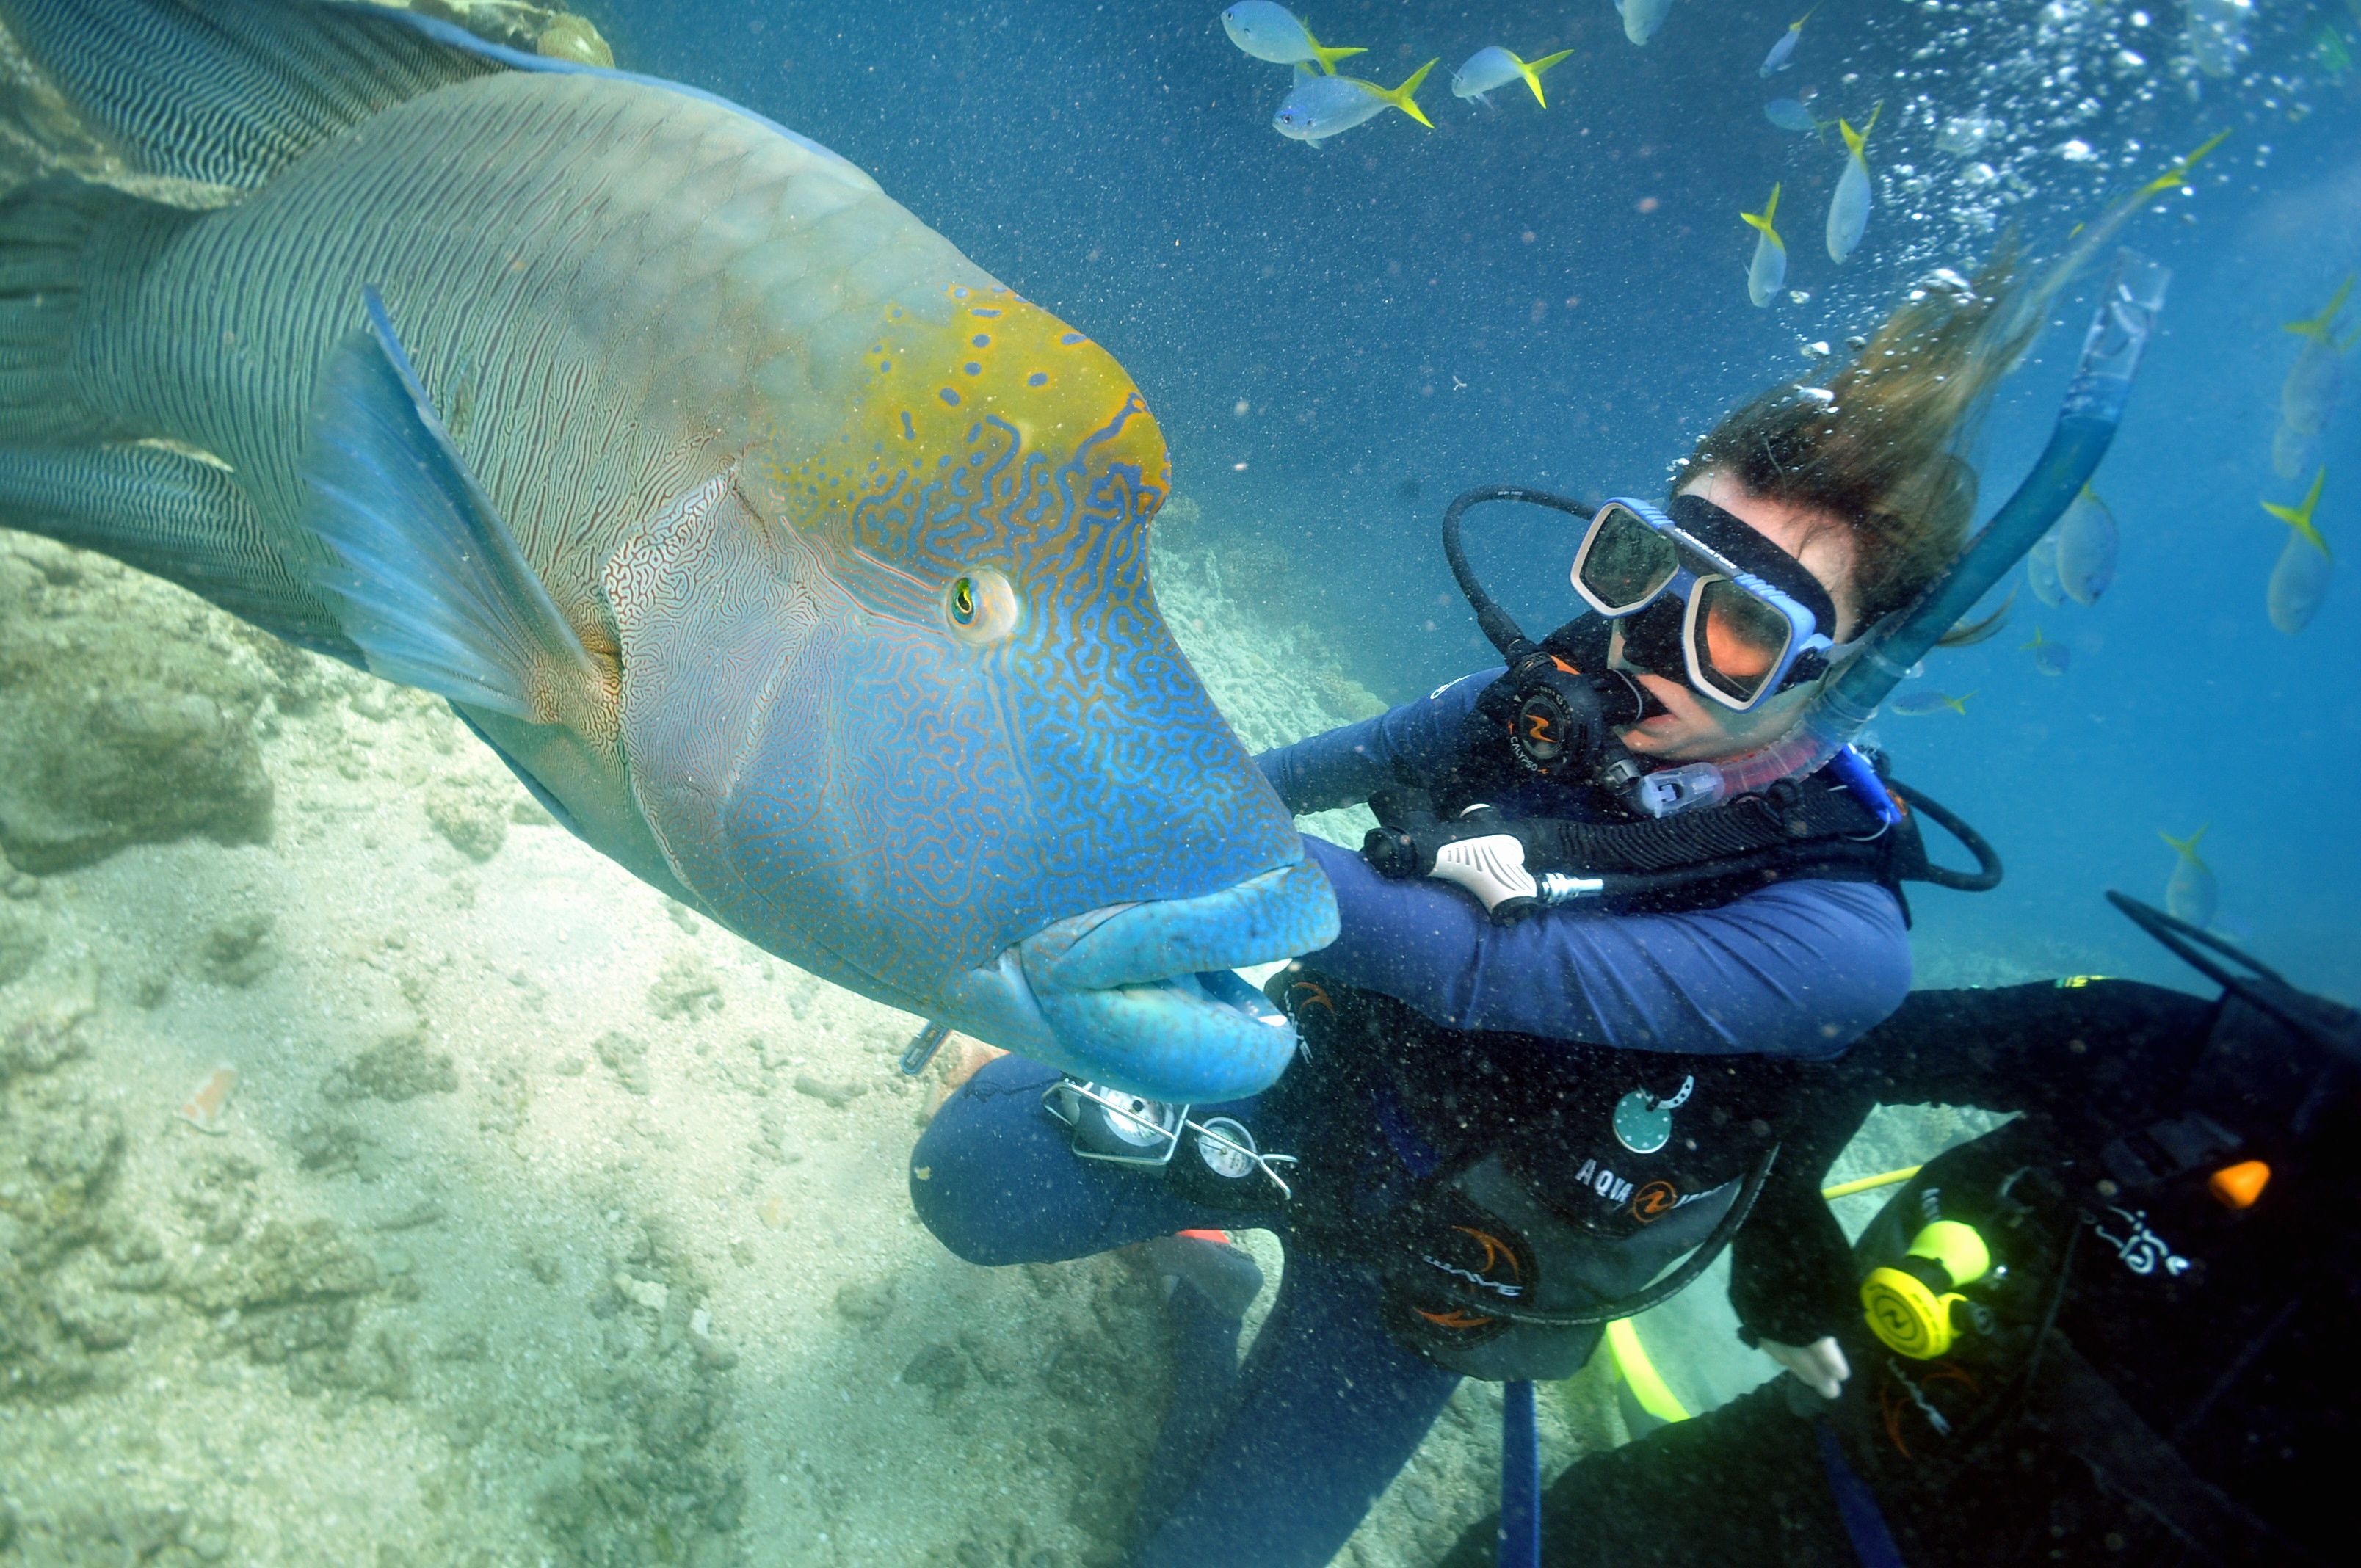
[1570,496,1839,711]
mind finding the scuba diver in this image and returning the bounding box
[909,240,2164,1568]
[1434,897,2358,1568]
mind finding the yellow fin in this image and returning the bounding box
[1836,99,1882,161]
[2282,274,2355,341]
[2260,467,2330,557]
[1302,26,1366,76]
[1943,690,1976,716]
[1741,182,1782,236]
[2137,128,2230,200]
[2160,824,2210,865]
[1377,59,1437,128]
[1518,47,1575,107]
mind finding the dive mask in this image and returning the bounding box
[1572,495,1840,711]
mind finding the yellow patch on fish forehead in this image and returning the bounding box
[769,285,1169,591]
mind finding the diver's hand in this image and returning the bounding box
[1761,1336,1851,1400]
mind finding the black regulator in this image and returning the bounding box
[1360,487,1667,915]
[1435,484,1663,789]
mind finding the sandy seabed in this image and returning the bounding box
[0,514,2083,1568]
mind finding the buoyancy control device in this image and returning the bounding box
[1363,486,2002,921]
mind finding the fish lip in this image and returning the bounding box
[1017,858,1338,995]
[960,857,1339,1101]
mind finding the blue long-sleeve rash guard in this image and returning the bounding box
[1258,672,1911,1059]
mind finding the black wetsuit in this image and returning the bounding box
[1437,978,2358,1567]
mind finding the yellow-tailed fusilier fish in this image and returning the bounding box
[2280,275,2352,437]
[2021,625,2070,675]
[2028,531,2069,606]
[2160,826,2219,929]
[1221,2,1363,74]
[1451,46,1575,109]
[1759,7,1818,77]
[1888,689,1976,717]
[1274,59,1437,142]
[1741,184,1786,308]
[2271,261,2343,477]
[0,0,1337,1102]
[2185,0,2254,80]
[1825,103,1880,264]
[2263,468,2333,634]
[1621,0,1675,47]
[2055,485,2119,606]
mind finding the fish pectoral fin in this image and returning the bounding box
[300,286,605,725]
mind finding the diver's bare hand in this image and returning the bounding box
[1762,1336,1851,1400]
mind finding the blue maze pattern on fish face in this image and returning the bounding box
[723,286,1302,982]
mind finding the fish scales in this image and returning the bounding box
[84,74,970,617]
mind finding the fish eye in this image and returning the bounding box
[942,567,1020,645]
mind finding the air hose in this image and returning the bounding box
[1631,250,2170,816]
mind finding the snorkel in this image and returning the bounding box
[1628,248,2169,817]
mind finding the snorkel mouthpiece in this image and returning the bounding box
[1631,249,2171,817]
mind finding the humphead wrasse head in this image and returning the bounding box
[604,284,1335,1100]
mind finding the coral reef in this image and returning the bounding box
[0,537,275,874]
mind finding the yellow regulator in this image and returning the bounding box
[1860,1219,1993,1359]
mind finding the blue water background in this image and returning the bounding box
[597,1,2360,995]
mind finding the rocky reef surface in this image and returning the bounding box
[0,501,1548,1568]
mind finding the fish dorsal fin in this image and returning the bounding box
[301,288,603,722]
[0,0,503,189]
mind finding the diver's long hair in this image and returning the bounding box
[1685,239,2044,633]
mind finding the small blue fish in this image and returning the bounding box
[2185,0,2251,80]
[2272,420,2318,483]
[2021,625,2070,675]
[1759,7,1818,77]
[2281,276,2351,438]
[1451,46,1575,108]
[2028,534,2067,607]
[1825,104,1879,264]
[2161,826,2219,929]
[1764,98,1820,134]
[1274,59,1436,142]
[1934,112,2001,156]
[1889,689,1976,717]
[1222,3,1364,73]
[2263,467,2332,634]
[1741,183,1785,308]
[1620,0,1675,47]
[2056,485,2118,606]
